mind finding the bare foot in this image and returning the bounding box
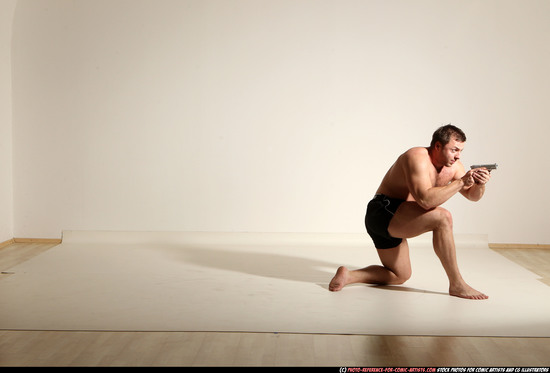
[449,283,488,300]
[329,266,350,292]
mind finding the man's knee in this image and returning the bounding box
[396,271,412,285]
[433,206,453,229]
[393,269,412,285]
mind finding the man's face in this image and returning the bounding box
[439,138,464,167]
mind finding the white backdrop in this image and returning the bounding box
[0,0,17,243]
[10,0,550,244]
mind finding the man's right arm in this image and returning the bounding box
[403,152,465,210]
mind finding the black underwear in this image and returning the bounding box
[365,194,405,249]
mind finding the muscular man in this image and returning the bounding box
[329,125,491,299]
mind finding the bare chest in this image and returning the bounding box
[431,168,456,187]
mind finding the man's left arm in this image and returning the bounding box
[459,166,490,201]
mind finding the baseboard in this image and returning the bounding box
[13,238,63,244]
[489,243,550,250]
[1,238,62,248]
[0,238,16,249]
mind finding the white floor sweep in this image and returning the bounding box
[1,231,548,337]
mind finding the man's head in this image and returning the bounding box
[429,124,467,168]
[429,124,466,149]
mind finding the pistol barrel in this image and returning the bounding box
[470,163,498,170]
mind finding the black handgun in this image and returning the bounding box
[470,163,498,171]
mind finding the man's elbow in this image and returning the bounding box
[417,198,436,210]
[462,190,483,202]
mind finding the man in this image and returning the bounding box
[329,124,491,300]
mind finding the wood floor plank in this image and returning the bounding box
[0,242,59,272]
[273,333,316,366]
[233,332,278,366]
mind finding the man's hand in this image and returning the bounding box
[472,168,491,185]
[460,168,489,201]
[461,170,476,188]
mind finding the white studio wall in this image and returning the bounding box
[0,0,17,243]
[10,0,550,244]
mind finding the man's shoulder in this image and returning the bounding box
[404,147,429,155]
[401,147,430,162]
[395,147,432,175]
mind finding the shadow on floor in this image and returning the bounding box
[163,244,446,296]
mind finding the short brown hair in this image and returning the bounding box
[430,124,466,149]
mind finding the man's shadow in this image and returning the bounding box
[368,284,448,296]
[164,245,447,296]
[166,245,337,286]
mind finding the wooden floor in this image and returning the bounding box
[1,242,549,367]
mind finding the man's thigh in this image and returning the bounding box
[388,201,447,239]
[377,239,412,279]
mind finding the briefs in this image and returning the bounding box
[365,194,405,249]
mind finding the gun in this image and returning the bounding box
[470,163,498,171]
